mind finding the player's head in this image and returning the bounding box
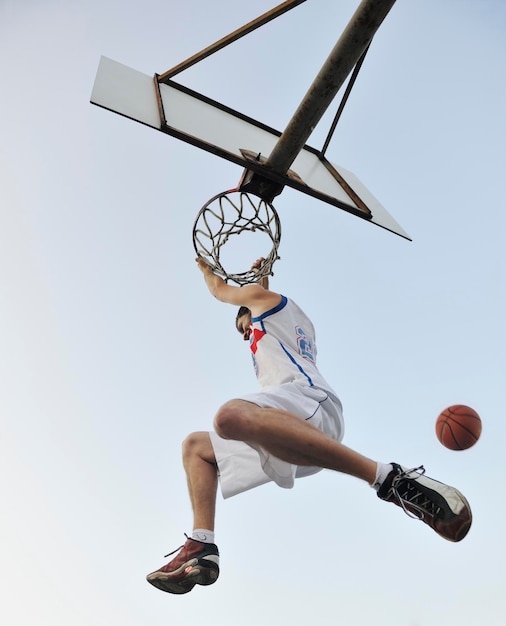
[235,306,252,341]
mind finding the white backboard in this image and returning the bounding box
[91,56,410,240]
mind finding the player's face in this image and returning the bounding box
[236,313,252,341]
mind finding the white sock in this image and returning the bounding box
[371,462,393,492]
[192,529,215,544]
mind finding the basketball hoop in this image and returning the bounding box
[193,190,281,285]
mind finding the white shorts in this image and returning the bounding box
[209,382,345,499]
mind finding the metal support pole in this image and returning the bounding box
[265,0,397,175]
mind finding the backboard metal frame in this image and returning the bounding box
[153,74,372,220]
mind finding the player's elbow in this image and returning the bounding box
[205,275,227,301]
[210,284,227,302]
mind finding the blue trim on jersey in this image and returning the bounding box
[251,295,287,322]
[278,341,314,386]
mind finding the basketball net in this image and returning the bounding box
[193,190,281,285]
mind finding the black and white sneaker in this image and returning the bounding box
[378,463,472,542]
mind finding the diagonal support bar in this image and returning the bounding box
[320,43,371,158]
[158,0,306,82]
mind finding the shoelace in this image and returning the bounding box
[163,533,190,558]
[390,465,435,521]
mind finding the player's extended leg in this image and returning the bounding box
[214,399,377,481]
[214,399,472,542]
[146,432,220,594]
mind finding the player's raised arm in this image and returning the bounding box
[195,257,280,315]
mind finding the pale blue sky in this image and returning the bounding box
[1,1,505,625]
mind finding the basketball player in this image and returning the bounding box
[146,257,472,595]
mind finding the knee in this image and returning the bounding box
[182,431,211,462]
[214,399,253,440]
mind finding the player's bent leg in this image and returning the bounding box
[146,536,220,594]
[146,433,220,594]
[182,432,218,532]
[378,464,472,542]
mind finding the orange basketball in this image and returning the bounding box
[436,405,482,450]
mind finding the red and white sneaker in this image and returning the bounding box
[146,536,220,594]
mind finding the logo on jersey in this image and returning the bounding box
[249,327,266,378]
[296,326,316,364]
[250,327,266,354]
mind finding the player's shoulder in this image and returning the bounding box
[243,285,283,315]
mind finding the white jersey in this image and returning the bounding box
[210,294,345,499]
[249,295,336,398]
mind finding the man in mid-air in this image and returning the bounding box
[146,257,472,595]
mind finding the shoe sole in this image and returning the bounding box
[147,558,219,594]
